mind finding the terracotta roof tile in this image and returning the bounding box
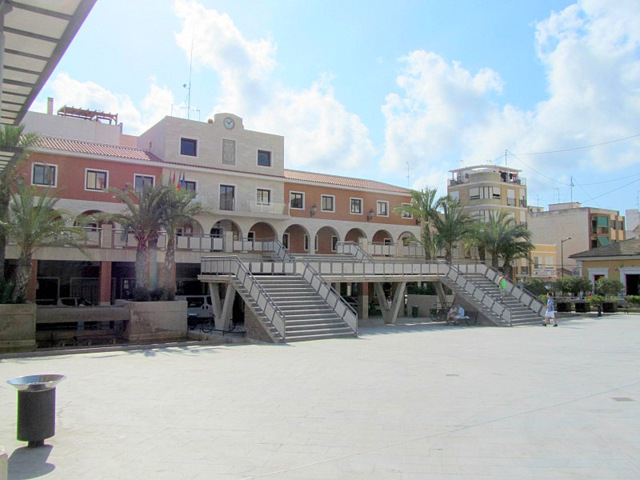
[570,237,640,258]
[284,169,410,194]
[34,136,411,194]
[37,136,158,162]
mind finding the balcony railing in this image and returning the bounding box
[194,195,288,216]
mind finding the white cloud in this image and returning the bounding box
[381,0,640,200]
[172,0,375,173]
[39,73,175,135]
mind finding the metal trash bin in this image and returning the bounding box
[411,306,420,318]
[7,374,66,448]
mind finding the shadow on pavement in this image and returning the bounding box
[8,445,55,479]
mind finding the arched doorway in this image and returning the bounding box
[315,226,339,254]
[345,228,367,243]
[283,224,310,254]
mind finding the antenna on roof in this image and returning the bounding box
[406,162,410,187]
[184,35,194,119]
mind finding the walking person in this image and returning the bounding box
[498,274,509,298]
[543,292,558,327]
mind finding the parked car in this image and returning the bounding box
[175,295,214,327]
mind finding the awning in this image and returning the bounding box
[598,236,610,246]
[1,0,96,126]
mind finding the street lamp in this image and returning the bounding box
[560,237,572,278]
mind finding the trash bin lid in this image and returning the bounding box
[7,374,66,392]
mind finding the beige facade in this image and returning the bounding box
[448,165,528,223]
[529,203,626,276]
[570,238,640,295]
[447,165,531,278]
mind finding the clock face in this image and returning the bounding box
[224,117,235,129]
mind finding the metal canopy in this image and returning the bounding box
[0,0,95,175]
[1,0,96,126]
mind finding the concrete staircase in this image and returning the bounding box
[461,273,543,326]
[256,275,356,341]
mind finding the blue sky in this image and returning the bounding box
[34,0,640,216]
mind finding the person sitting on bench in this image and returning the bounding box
[447,304,469,325]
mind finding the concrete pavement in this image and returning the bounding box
[1,313,639,479]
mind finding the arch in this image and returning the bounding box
[345,228,367,243]
[211,219,242,240]
[247,221,277,240]
[283,224,310,254]
[177,219,205,236]
[315,226,340,254]
[372,229,393,244]
[397,231,418,245]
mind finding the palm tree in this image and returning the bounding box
[469,210,534,277]
[0,125,41,282]
[100,184,172,298]
[393,187,439,260]
[161,186,203,299]
[431,196,473,262]
[499,223,534,279]
[0,181,87,302]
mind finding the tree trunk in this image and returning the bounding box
[163,236,176,300]
[11,255,31,302]
[135,245,148,291]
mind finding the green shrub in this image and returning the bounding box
[0,280,22,304]
[522,279,547,296]
[588,294,604,306]
[626,295,640,305]
[595,277,624,299]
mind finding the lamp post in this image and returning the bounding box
[560,237,572,278]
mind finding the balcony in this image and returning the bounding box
[194,195,289,218]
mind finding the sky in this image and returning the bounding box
[33,0,640,216]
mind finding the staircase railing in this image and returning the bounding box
[481,265,545,317]
[336,241,373,262]
[264,237,295,263]
[296,258,358,334]
[442,262,512,326]
[200,256,286,339]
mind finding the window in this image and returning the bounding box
[222,139,236,165]
[290,192,304,209]
[449,191,459,201]
[507,189,516,206]
[177,226,193,236]
[321,195,335,212]
[219,185,235,210]
[304,234,309,251]
[134,174,154,192]
[180,138,197,156]
[377,200,389,217]
[469,187,480,200]
[86,169,108,191]
[257,150,271,167]
[247,231,255,241]
[350,198,363,214]
[331,236,338,251]
[32,163,57,186]
[282,233,289,249]
[183,180,196,192]
[400,203,413,219]
[257,188,271,205]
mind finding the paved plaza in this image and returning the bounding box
[1,314,639,479]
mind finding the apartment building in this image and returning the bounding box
[12,107,419,305]
[528,203,626,276]
[448,165,528,224]
[447,164,533,278]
